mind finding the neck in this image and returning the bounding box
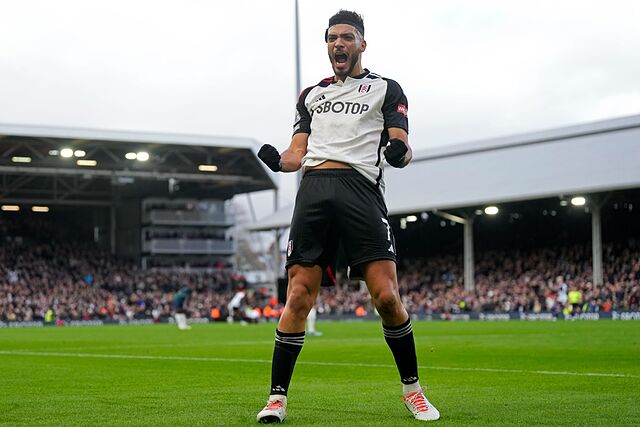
[335,64,364,82]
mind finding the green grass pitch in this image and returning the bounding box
[1,320,639,426]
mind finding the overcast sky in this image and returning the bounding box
[1,0,639,213]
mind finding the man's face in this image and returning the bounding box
[326,24,366,79]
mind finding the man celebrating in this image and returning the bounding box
[256,10,440,423]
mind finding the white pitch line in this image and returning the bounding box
[36,340,276,352]
[0,350,638,379]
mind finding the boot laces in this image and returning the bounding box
[266,400,284,411]
[405,390,430,412]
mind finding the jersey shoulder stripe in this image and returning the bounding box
[319,76,333,87]
[292,77,335,134]
[294,85,316,135]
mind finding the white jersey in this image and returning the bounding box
[294,69,408,191]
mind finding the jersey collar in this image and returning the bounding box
[334,69,370,85]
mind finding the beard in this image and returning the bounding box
[331,51,361,78]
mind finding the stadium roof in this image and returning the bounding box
[247,114,640,231]
[0,123,277,205]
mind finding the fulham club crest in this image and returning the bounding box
[358,84,371,94]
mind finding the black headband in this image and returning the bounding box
[324,17,364,42]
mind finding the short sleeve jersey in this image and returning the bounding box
[293,69,408,191]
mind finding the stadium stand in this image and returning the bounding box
[2,213,638,322]
[1,117,639,324]
[0,215,248,322]
[0,123,276,270]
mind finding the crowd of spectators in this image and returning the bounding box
[0,239,247,322]
[1,216,639,323]
[317,240,640,317]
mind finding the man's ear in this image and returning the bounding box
[360,39,367,52]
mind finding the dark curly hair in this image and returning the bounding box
[325,10,364,41]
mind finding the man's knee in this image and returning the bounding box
[284,265,321,320]
[372,287,401,313]
[286,285,315,316]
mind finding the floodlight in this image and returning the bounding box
[484,206,499,215]
[48,150,59,156]
[60,148,74,158]
[77,159,97,167]
[136,152,149,161]
[74,150,86,157]
[125,152,137,160]
[1,205,20,212]
[406,215,418,223]
[571,196,586,206]
[198,164,218,172]
[32,206,49,213]
[11,156,31,163]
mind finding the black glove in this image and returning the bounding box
[258,144,282,172]
[384,138,408,168]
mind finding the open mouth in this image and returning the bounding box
[334,52,348,65]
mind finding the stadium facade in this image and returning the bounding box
[0,123,277,268]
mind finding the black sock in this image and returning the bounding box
[269,329,305,395]
[383,319,419,384]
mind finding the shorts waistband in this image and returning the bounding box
[304,168,361,177]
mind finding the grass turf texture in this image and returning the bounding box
[1,321,639,426]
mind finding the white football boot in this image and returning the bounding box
[257,395,287,424]
[403,389,440,421]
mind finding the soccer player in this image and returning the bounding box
[255,10,440,423]
[173,286,192,330]
[227,286,246,323]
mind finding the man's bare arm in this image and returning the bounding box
[280,132,309,172]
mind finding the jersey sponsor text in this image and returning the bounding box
[311,100,370,116]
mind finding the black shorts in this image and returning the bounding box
[173,301,185,313]
[285,169,396,280]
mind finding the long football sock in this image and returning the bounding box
[383,318,419,385]
[270,329,305,396]
[307,307,317,334]
[175,313,184,328]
